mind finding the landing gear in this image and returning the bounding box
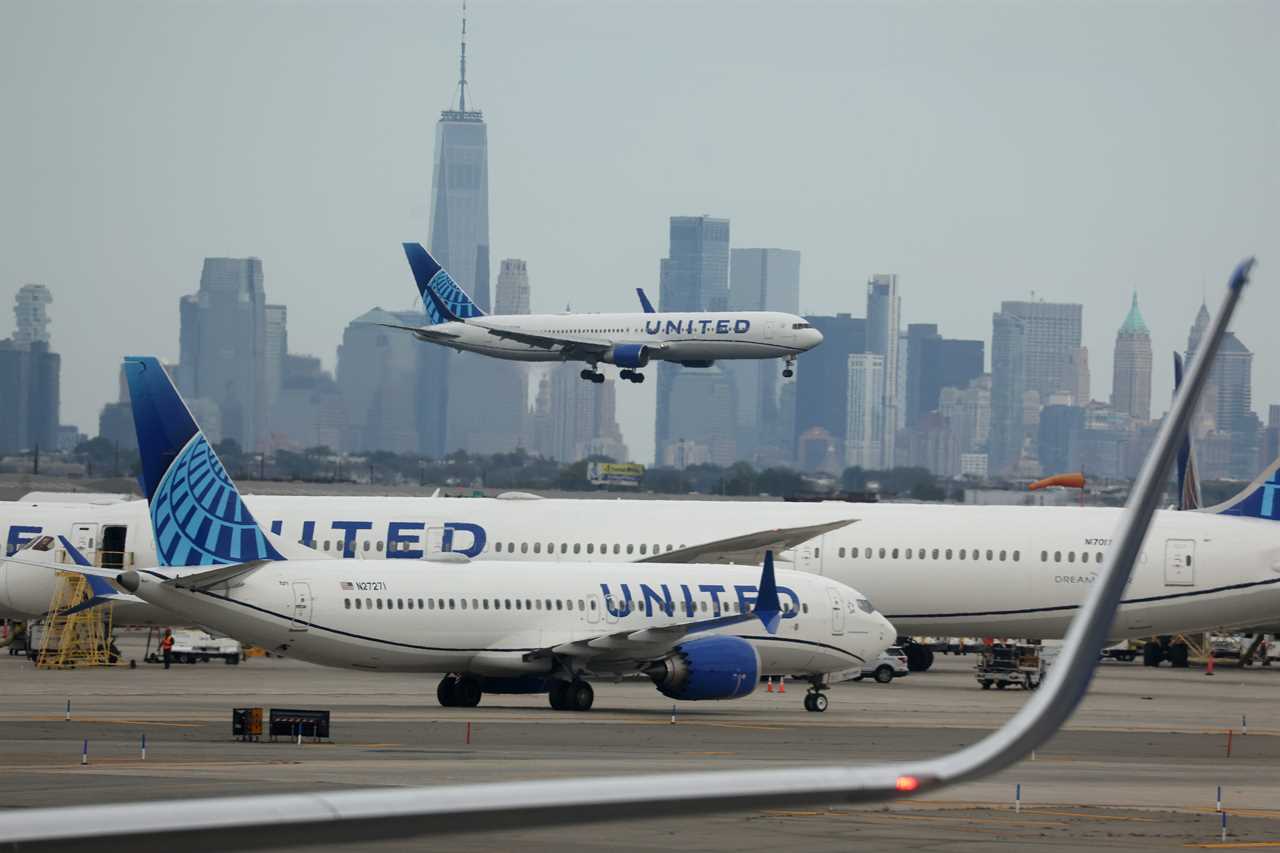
[579,368,605,384]
[618,369,645,384]
[437,674,482,708]
[548,679,594,711]
[782,355,796,379]
[803,680,829,712]
[903,640,935,672]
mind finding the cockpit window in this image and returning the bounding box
[792,322,813,330]
[25,536,55,552]
[855,598,876,614]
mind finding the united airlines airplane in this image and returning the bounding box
[377,243,823,383]
[10,357,892,713]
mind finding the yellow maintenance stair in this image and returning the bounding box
[36,571,117,669]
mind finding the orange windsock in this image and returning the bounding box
[1029,472,1086,491]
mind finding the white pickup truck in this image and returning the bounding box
[163,630,242,665]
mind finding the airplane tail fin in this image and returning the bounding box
[123,357,287,567]
[402,242,487,324]
[1200,457,1280,520]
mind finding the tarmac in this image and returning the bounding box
[2,634,1278,852]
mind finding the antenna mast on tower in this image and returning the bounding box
[456,0,469,113]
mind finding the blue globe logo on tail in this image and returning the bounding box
[150,433,284,566]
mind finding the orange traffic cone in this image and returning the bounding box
[766,677,774,692]
[778,677,786,693]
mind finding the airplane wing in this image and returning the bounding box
[469,319,614,355]
[0,258,1255,853]
[366,321,461,342]
[529,553,783,664]
[638,518,856,564]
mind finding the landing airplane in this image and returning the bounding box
[12,357,892,714]
[379,243,823,383]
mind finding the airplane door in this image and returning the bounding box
[289,583,313,631]
[826,587,845,636]
[586,594,602,624]
[1164,540,1195,587]
[795,542,821,574]
[70,523,98,565]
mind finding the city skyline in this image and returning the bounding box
[2,2,1276,463]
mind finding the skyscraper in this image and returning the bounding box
[866,275,900,468]
[531,364,629,463]
[1111,292,1152,421]
[336,308,425,455]
[655,216,731,464]
[13,284,52,347]
[793,313,865,467]
[494,259,530,315]
[845,353,884,470]
[989,311,1027,475]
[177,257,268,451]
[264,304,287,410]
[427,9,526,454]
[998,299,1083,398]
[728,248,800,461]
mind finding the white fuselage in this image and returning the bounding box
[2,496,1277,640]
[425,311,822,364]
[130,561,891,678]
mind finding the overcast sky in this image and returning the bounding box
[2,1,1276,462]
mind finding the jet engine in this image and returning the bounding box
[645,635,760,701]
[602,343,651,368]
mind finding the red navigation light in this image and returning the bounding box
[894,776,919,792]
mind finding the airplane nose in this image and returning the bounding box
[807,328,824,348]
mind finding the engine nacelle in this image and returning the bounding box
[602,343,651,368]
[676,359,714,368]
[645,635,760,701]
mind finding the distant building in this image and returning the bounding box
[494,259,530,315]
[912,334,984,423]
[267,354,345,452]
[661,365,737,467]
[337,308,427,455]
[1068,347,1091,406]
[264,304,288,409]
[531,363,628,463]
[938,374,992,460]
[1038,404,1085,475]
[655,216,731,463]
[178,257,268,450]
[13,284,52,347]
[865,275,901,468]
[845,353,884,470]
[727,248,800,461]
[796,427,842,475]
[793,313,866,467]
[999,299,1083,398]
[989,311,1027,475]
[1111,293,1152,421]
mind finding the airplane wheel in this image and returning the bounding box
[454,677,482,708]
[1168,643,1190,668]
[783,368,794,378]
[980,680,992,690]
[1142,641,1164,667]
[805,693,827,712]
[619,369,633,381]
[996,681,1008,690]
[568,681,594,712]
[592,373,605,384]
[633,373,645,383]
[437,675,459,707]
[548,682,569,710]
[580,369,593,381]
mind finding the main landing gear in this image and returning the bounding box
[802,678,829,713]
[782,355,796,379]
[548,679,594,712]
[437,674,482,708]
[618,369,646,384]
[579,368,605,384]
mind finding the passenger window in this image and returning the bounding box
[999,550,1007,561]
[1013,551,1020,562]
[418,599,424,609]
[461,599,468,610]
[945,549,953,559]
[555,600,563,611]
[363,541,370,552]
[626,544,634,555]
[472,599,479,609]
[814,548,820,559]
[377,541,384,552]
[587,544,594,554]
[578,599,585,610]
[1054,551,1062,563]
[526,599,532,609]
[344,598,351,609]
[323,541,330,552]
[547,542,553,553]
[1096,551,1103,563]
[534,543,541,554]
[427,599,434,610]
[613,544,620,555]
[1068,551,1076,563]
[878,548,886,558]
[536,600,542,610]
[932,548,939,559]
[864,548,872,558]
[376,599,383,610]
[561,543,568,554]
[904,548,912,559]
[1041,550,1048,562]
[505,599,512,609]
[516,599,522,610]
[574,543,581,554]
[640,544,647,555]
[590,600,597,610]
[355,599,362,609]
[545,599,553,610]
[483,599,489,610]
[986,550,993,560]
[891,548,899,559]
[959,549,966,560]
[397,598,404,609]
[521,542,529,554]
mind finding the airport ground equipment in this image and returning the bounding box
[147,630,241,665]
[0,258,1253,853]
[268,709,330,742]
[975,644,1042,690]
[35,572,117,669]
[232,708,264,742]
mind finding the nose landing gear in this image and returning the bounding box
[802,677,829,712]
[782,355,796,379]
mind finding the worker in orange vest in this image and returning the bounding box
[161,629,175,670]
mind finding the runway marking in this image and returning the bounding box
[771,809,1070,829]
[27,716,202,728]
[1185,843,1280,849]
[1018,808,1157,822]
[683,751,737,756]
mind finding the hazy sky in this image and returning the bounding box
[2,1,1276,462]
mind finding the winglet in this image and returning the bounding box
[636,288,656,314]
[754,551,782,634]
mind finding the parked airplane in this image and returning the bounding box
[378,243,823,383]
[13,357,892,713]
